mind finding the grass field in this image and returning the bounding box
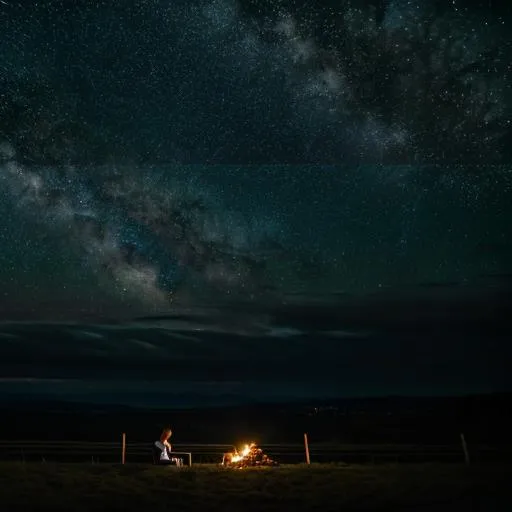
[0,462,509,511]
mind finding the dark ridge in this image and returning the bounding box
[1,393,511,444]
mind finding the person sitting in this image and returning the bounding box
[154,426,173,463]
[153,427,183,466]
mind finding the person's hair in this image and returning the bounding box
[162,426,172,434]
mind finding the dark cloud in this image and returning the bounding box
[0,284,510,405]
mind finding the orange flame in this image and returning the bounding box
[229,443,254,463]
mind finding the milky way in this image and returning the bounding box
[1,0,509,165]
[0,0,511,320]
[0,141,296,315]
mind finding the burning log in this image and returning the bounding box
[222,443,279,468]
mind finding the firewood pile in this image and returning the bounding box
[222,443,279,468]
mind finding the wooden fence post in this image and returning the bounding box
[304,433,311,464]
[121,433,126,465]
[460,433,470,465]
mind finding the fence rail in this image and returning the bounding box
[0,440,509,465]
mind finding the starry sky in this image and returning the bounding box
[0,0,511,405]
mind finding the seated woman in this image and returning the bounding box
[154,426,173,463]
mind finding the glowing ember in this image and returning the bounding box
[222,443,279,468]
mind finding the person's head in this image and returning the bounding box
[162,426,172,437]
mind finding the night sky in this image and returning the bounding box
[0,0,511,406]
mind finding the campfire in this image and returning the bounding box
[222,443,279,468]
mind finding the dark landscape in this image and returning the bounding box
[1,393,511,449]
[1,462,510,512]
[0,394,511,511]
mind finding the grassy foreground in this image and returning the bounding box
[0,462,509,511]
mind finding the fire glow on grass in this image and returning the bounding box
[222,443,279,468]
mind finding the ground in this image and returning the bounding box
[0,462,509,511]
